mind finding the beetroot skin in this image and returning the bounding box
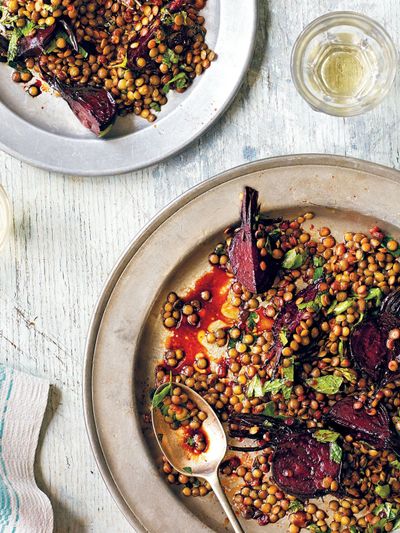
[271,432,341,498]
[228,187,279,293]
[326,396,392,450]
[16,24,56,59]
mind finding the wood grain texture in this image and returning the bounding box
[0,1,399,531]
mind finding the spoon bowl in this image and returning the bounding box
[151,382,244,533]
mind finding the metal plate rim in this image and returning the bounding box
[83,153,400,531]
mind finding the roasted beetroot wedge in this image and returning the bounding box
[269,281,321,374]
[52,80,117,136]
[350,317,388,381]
[326,396,398,450]
[16,24,56,59]
[271,432,341,498]
[349,289,400,383]
[228,187,279,293]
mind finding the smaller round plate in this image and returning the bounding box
[0,1,256,176]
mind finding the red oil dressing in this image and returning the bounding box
[165,267,232,372]
[256,308,274,334]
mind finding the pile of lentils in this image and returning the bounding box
[155,212,400,532]
[5,0,215,118]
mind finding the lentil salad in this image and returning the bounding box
[0,0,215,135]
[153,186,400,532]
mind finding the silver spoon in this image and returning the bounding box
[151,382,245,533]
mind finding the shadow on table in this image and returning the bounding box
[35,385,86,533]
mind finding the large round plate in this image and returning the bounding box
[84,154,400,532]
[0,1,256,176]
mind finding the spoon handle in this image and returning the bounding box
[205,471,245,533]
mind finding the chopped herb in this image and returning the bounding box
[152,373,172,408]
[354,312,365,326]
[331,299,355,315]
[375,484,391,498]
[247,311,258,330]
[282,248,307,270]
[365,287,383,307]
[313,256,325,267]
[7,27,22,62]
[330,441,342,463]
[313,430,340,443]
[383,236,400,257]
[263,378,285,395]
[162,48,180,67]
[279,328,289,346]
[46,31,88,58]
[186,436,195,447]
[281,384,292,400]
[390,459,400,469]
[150,102,161,112]
[282,357,294,381]
[228,337,237,349]
[111,55,128,69]
[246,374,263,398]
[288,500,304,513]
[162,72,188,94]
[313,266,324,280]
[336,367,357,384]
[182,466,192,474]
[160,7,174,24]
[306,375,343,395]
[262,401,288,419]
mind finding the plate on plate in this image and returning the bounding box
[83,154,400,532]
[0,0,256,176]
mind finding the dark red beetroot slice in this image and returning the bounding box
[228,187,279,293]
[271,432,341,498]
[326,396,392,450]
[269,282,321,375]
[52,80,117,136]
[16,24,56,59]
[349,317,388,381]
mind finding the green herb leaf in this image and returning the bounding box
[263,378,286,396]
[354,312,365,326]
[150,102,161,112]
[332,299,355,315]
[365,287,383,307]
[282,357,294,382]
[152,374,173,408]
[262,401,288,419]
[336,367,357,384]
[288,500,304,513]
[162,72,188,94]
[282,248,307,270]
[313,430,340,443]
[306,375,343,395]
[390,459,400,470]
[246,374,263,398]
[7,27,21,63]
[162,48,180,67]
[313,266,324,280]
[338,339,345,356]
[182,466,192,474]
[160,6,174,24]
[330,441,342,463]
[247,311,258,330]
[313,256,325,267]
[281,384,292,400]
[375,484,391,498]
[228,337,237,349]
[383,236,400,257]
[186,436,195,447]
[279,329,288,346]
[111,54,128,69]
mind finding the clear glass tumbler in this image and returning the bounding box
[291,12,397,116]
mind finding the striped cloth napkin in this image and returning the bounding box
[0,364,53,532]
